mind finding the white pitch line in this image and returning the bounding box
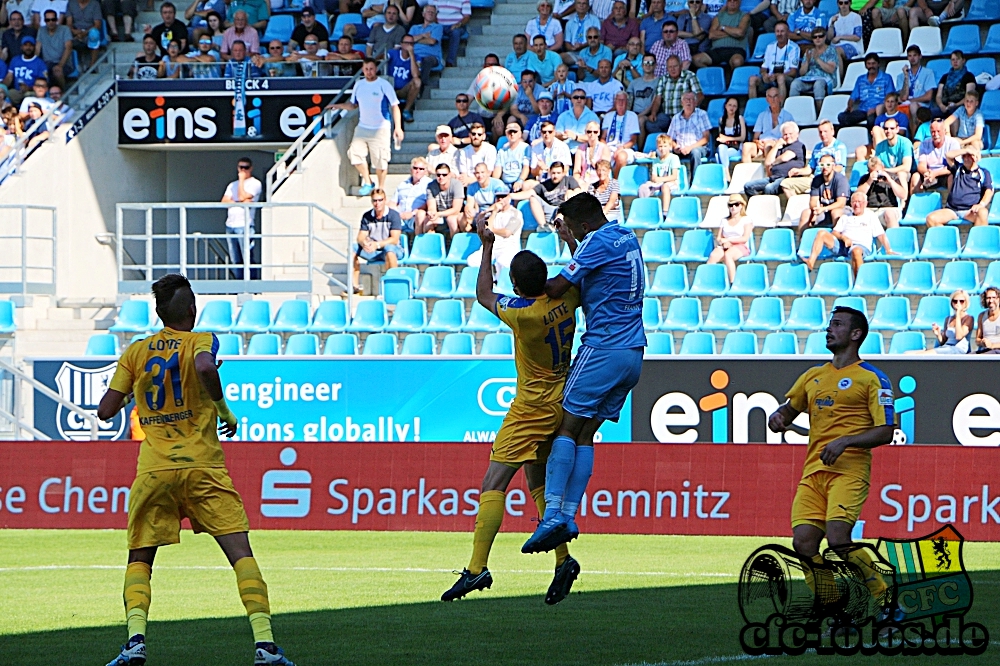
[617,654,773,666]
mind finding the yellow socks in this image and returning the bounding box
[233,557,274,644]
[469,490,505,574]
[123,562,152,639]
[846,547,888,598]
[531,486,569,566]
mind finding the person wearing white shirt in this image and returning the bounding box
[803,192,894,275]
[30,0,66,27]
[601,91,639,174]
[221,157,263,280]
[584,59,624,114]
[456,122,498,185]
[748,21,799,100]
[390,156,432,232]
[529,120,573,179]
[525,0,564,51]
[466,191,523,274]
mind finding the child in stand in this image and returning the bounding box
[637,133,681,215]
[548,63,573,116]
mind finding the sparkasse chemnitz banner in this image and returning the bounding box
[116,78,350,145]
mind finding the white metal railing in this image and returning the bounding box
[0,358,99,440]
[0,205,57,296]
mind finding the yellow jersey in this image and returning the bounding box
[495,291,580,408]
[109,328,227,474]
[787,360,894,480]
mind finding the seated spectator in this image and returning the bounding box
[449,93,486,148]
[387,0,419,31]
[464,161,510,227]
[67,0,103,69]
[873,116,913,196]
[130,34,162,78]
[225,0,268,32]
[799,153,849,231]
[495,120,532,190]
[456,122,497,185]
[787,0,826,45]
[640,0,668,52]
[588,158,621,220]
[290,6,330,51]
[926,146,993,227]
[204,11,225,51]
[159,39,184,78]
[17,77,54,117]
[691,0,748,71]
[436,0,470,68]
[826,0,861,62]
[910,290,974,355]
[907,0,960,30]
[945,91,985,150]
[741,88,792,164]
[668,91,710,174]
[858,91,910,161]
[466,194,523,274]
[180,35,224,78]
[530,120,573,179]
[415,162,466,236]
[525,88,558,142]
[1,13,36,65]
[547,63,573,115]
[527,0,564,51]
[527,34,562,87]
[288,35,329,77]
[707,193,752,281]
[789,29,838,105]
[911,104,933,150]
[600,1,638,55]
[935,50,975,118]
[855,155,906,228]
[867,0,907,41]
[587,0,614,20]
[509,160,582,230]
[838,53,894,129]
[347,0,385,43]
[353,188,404,292]
[649,20,690,76]
[36,9,71,88]
[467,53,503,122]
[910,118,958,194]
[574,119,611,184]
[643,55,701,137]
[389,156,431,232]
[562,0,601,65]
[409,5,443,93]
[638,133,681,210]
[220,10,257,59]
[149,2,187,56]
[611,37,642,85]
[47,84,72,124]
[22,99,50,148]
[426,124,459,171]
[674,0,712,55]
[715,97,745,181]
[898,45,936,130]
[803,192,894,275]
[809,119,847,172]
[628,55,658,144]
[573,27,612,82]
[505,34,531,81]
[975,287,1000,354]
[185,0,226,43]
[386,36,420,123]
[748,21,798,101]
[743,120,808,196]
[555,86,599,146]
[367,4,406,58]
[5,37,46,106]
[505,70,540,135]
[222,39,264,77]
[602,90,639,174]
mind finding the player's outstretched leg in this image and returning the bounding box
[107,559,152,666]
[232,556,295,666]
[531,485,579,605]
[442,490,502,601]
[521,436,576,553]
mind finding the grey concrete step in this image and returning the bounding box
[406,109,459,122]
[486,13,535,24]
[482,24,539,36]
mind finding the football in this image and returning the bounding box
[472,66,519,112]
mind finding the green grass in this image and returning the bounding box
[1,530,998,665]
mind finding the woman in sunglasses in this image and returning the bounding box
[975,286,1000,354]
[912,289,974,354]
[573,120,610,185]
[706,193,753,282]
[789,29,840,107]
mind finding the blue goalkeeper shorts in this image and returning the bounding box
[562,346,643,423]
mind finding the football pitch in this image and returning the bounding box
[1,530,999,666]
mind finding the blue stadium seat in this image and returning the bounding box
[518,200,537,231]
[284,333,319,355]
[525,232,561,263]
[332,12,362,39]
[918,226,961,260]
[888,331,926,354]
[810,262,853,296]
[743,98,768,123]
[849,160,868,189]
[783,297,827,331]
[688,264,729,296]
[232,301,271,334]
[982,24,1000,53]
[109,300,152,333]
[762,332,797,355]
[646,332,675,355]
[980,157,1000,184]
[85,333,119,356]
[414,265,456,298]
[935,260,979,295]
[860,332,885,355]
[308,300,349,333]
[646,263,689,296]
[381,266,421,305]
[850,262,893,296]
[728,263,768,296]
[962,225,1000,259]
[453,266,479,299]
[697,66,726,96]
[982,91,1000,122]
[769,263,811,296]
[346,300,388,332]
[663,196,702,228]
[262,14,295,43]
[547,265,563,279]
[707,97,726,126]
[0,300,13,333]
[401,332,436,355]
[386,299,427,333]
[425,299,466,333]
[618,165,650,197]
[752,228,796,262]
[443,232,482,265]
[943,24,980,54]
[216,333,242,355]
[440,332,475,355]
[927,58,951,82]
[875,227,917,260]
[642,132,663,153]
[869,296,911,331]
[660,297,702,331]
[797,227,827,260]
[625,197,664,229]
[969,57,998,78]
[893,261,937,294]
[804,332,830,354]
[910,295,951,329]
[193,300,234,333]
[742,296,784,330]
[362,333,397,356]
[966,0,1000,21]
[674,229,715,262]
[403,234,446,265]
[323,333,359,355]
[496,267,516,296]
[480,332,514,355]
[982,260,1000,288]
[270,300,310,333]
[679,331,715,354]
[900,192,941,225]
[726,65,757,95]
[643,297,662,329]
[751,32,776,61]
[722,331,758,355]
[463,302,506,332]
[641,230,675,262]
[685,163,727,196]
[701,297,743,330]
[246,333,280,355]
[832,296,867,317]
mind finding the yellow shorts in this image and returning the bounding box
[489,399,562,466]
[127,467,250,550]
[791,470,870,531]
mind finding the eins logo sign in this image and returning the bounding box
[123,96,216,141]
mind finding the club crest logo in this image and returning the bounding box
[54,362,126,441]
[839,378,853,390]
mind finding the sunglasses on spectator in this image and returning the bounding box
[586,129,600,134]
[728,202,742,207]
[572,95,586,99]
[202,39,215,44]
[436,172,449,177]
[587,35,599,39]
[471,132,485,137]
[305,41,318,45]
[506,128,520,134]
[412,165,426,170]
[238,164,252,170]
[456,98,469,103]
[541,129,554,134]
[953,299,967,304]
[663,28,676,33]
[45,16,57,21]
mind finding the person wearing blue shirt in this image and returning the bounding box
[222,41,264,78]
[787,0,826,45]
[5,36,47,105]
[573,28,612,82]
[808,120,848,171]
[525,89,559,142]
[494,119,532,187]
[386,37,421,123]
[838,53,894,129]
[522,192,646,555]
[464,162,511,226]
[639,0,668,52]
[555,88,600,147]
[562,0,601,63]
[410,6,444,98]
[526,34,563,86]
[505,34,532,81]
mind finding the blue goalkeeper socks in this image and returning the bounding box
[543,436,576,521]
[560,445,594,520]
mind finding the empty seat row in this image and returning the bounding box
[403,231,567,266]
[649,330,928,355]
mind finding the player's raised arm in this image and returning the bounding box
[475,213,500,314]
[195,352,237,437]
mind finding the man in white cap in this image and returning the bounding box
[426,124,459,172]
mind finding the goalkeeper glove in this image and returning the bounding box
[213,398,237,427]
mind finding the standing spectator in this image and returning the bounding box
[574,27,611,82]
[555,85,599,146]
[525,88,558,141]
[527,34,562,87]
[873,116,913,194]
[495,120,532,189]
[855,155,906,227]
[464,162,510,227]
[149,2,187,56]
[707,194,753,282]
[289,7,329,51]
[584,59,622,114]
[220,10,257,59]
[426,124,459,171]
[803,192,894,275]
[354,189,404,293]
[437,0,470,67]
[103,0,137,42]
[826,0,861,62]
[799,153,849,230]
[2,12,36,65]
[5,37,46,105]
[185,0,225,42]
[743,121,808,196]
[505,34,531,81]
[410,5,443,95]
[611,37,642,86]
[600,1,638,54]
[898,45,936,130]
[226,0,268,32]
[573,119,610,184]
[926,147,993,227]
[602,90,639,174]
[638,133,681,211]
[910,118,958,194]
[674,0,712,56]
[530,120,573,179]
[129,34,162,78]
[649,20,690,76]
[222,157,262,280]
[66,0,102,68]
[643,55,700,137]
[466,194,523,275]
[588,159,621,220]
[741,87,791,163]
[330,57,404,195]
[748,21,798,100]
[36,9,70,88]
[974,287,1000,354]
[509,160,582,230]
[456,122,497,185]
[448,92,486,147]
[389,156,431,232]
[563,0,600,64]
[628,54,659,146]
[386,35,420,123]
[715,96,745,181]
[366,4,405,58]
[526,0,564,51]
[808,119,847,171]
[691,0,748,71]
[838,53,894,128]
[935,52,976,119]
[787,0,827,44]
[946,91,985,150]
[547,63,573,115]
[911,290,974,355]
[668,91,710,173]
[416,162,466,236]
[640,0,667,52]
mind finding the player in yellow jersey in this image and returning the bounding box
[97,274,295,666]
[768,306,895,605]
[442,212,581,605]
